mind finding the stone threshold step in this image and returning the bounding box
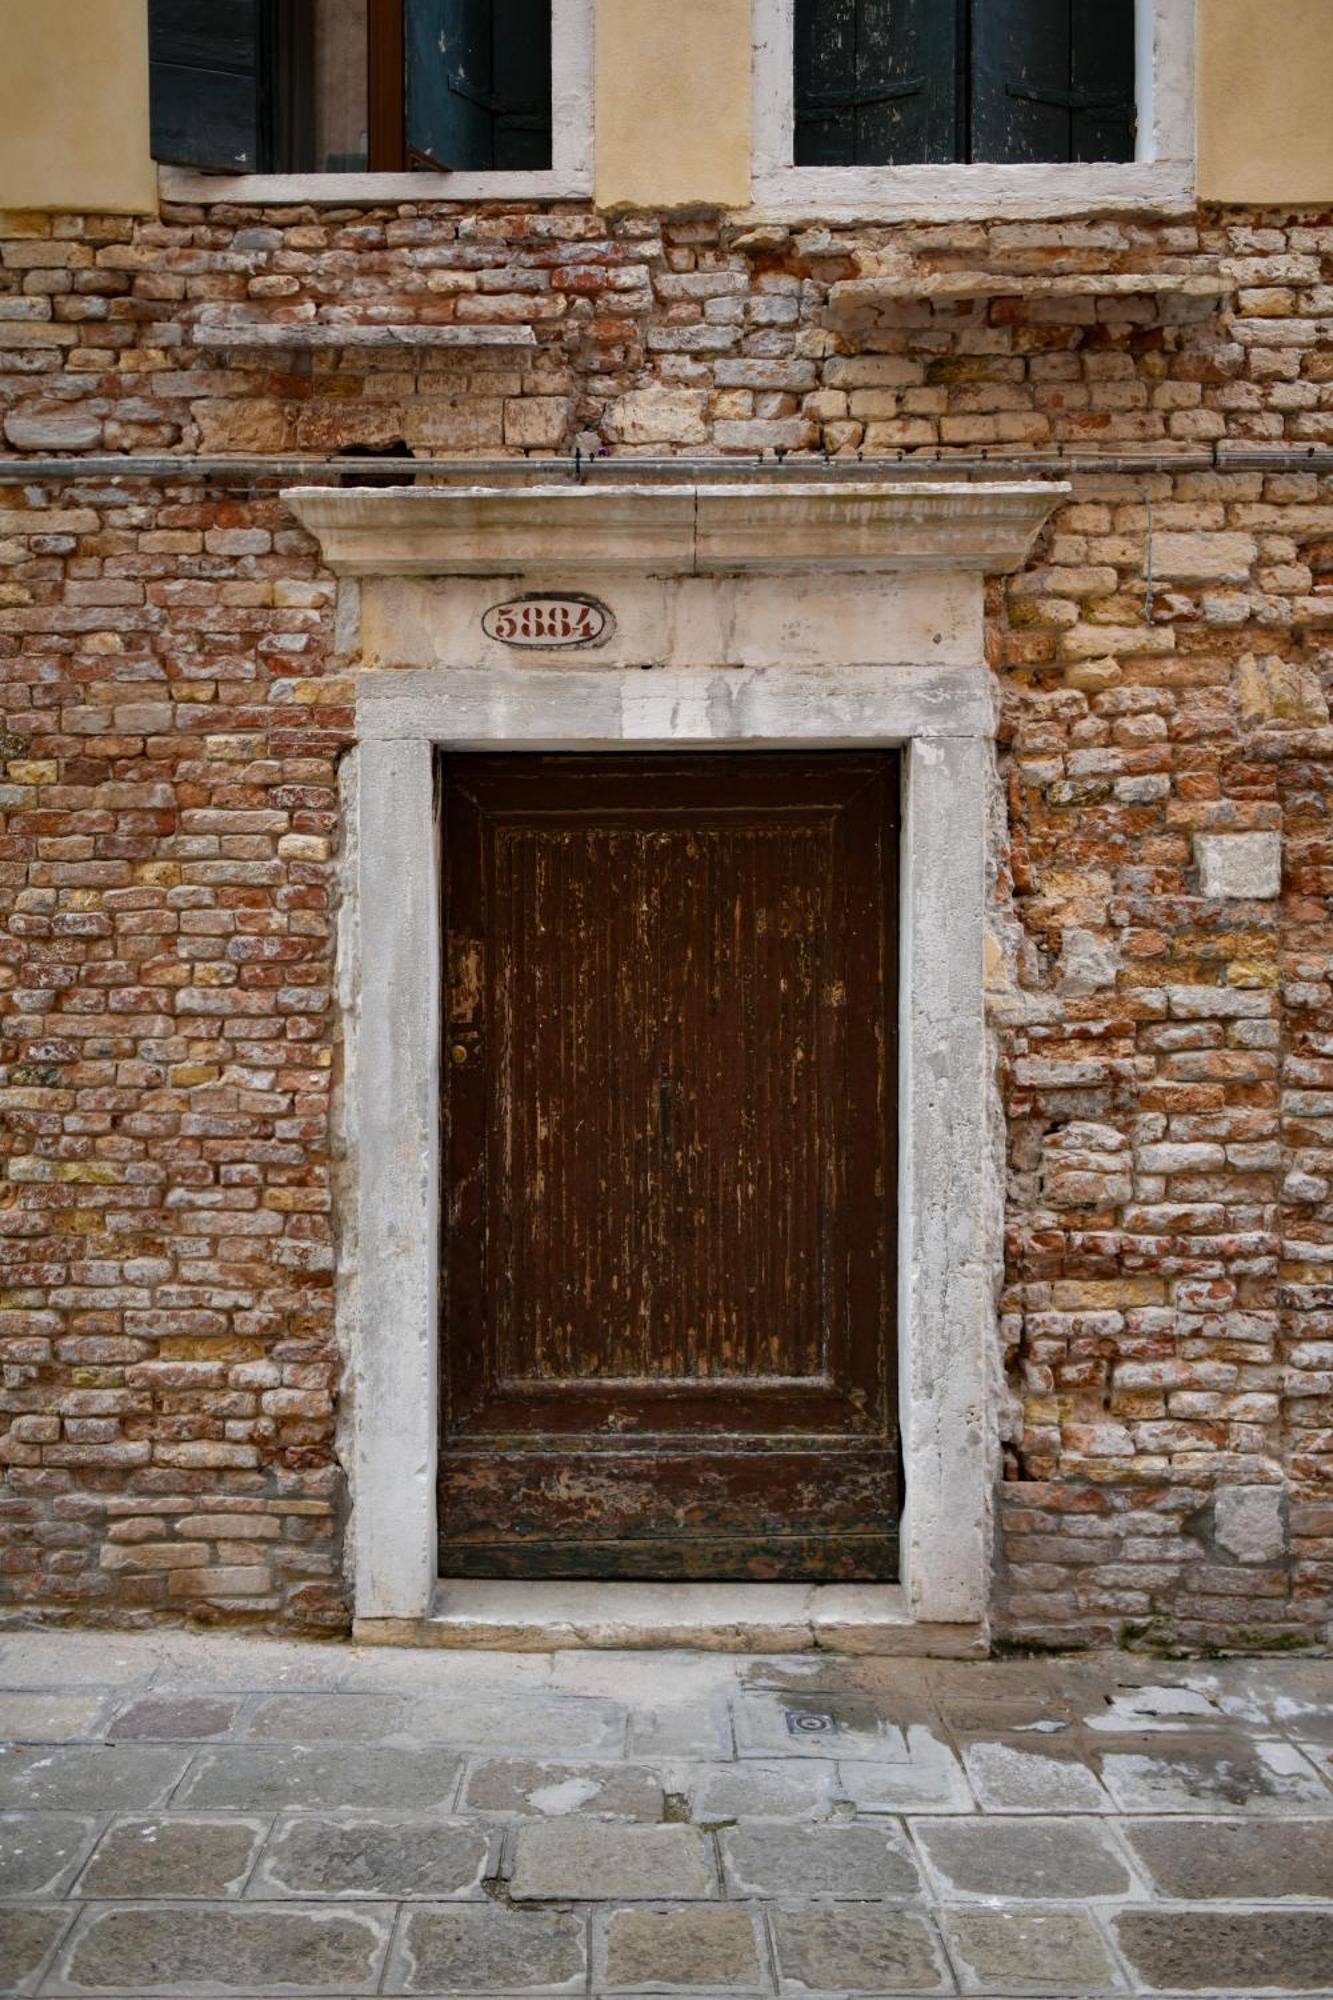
[353,1580,988,1656]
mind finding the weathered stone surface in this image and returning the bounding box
[607,387,708,445]
[253,1813,493,1899]
[404,1693,625,1754]
[509,1821,716,1901]
[0,1746,190,1813]
[626,1701,732,1758]
[176,1745,464,1813]
[914,1816,1132,1900]
[388,1904,586,1994]
[942,1909,1120,1994]
[771,1908,946,1993]
[719,1821,921,1899]
[1237,650,1330,727]
[837,1753,975,1815]
[1152,531,1259,584]
[462,1759,665,1820]
[599,1904,764,1989]
[1194,830,1283,900]
[242,1693,408,1741]
[1124,1817,1333,1900]
[959,1741,1111,1813]
[733,1689,908,1763]
[0,1815,96,1898]
[109,1696,241,1742]
[0,1694,106,1742]
[53,1902,390,1995]
[688,1758,842,1822]
[3,402,102,451]
[74,1816,265,1898]
[1115,1909,1333,1993]
[0,1905,69,1992]
[1213,1484,1286,1562]
[1098,1739,1333,1815]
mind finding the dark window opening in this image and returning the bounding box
[794,0,1136,168]
[148,0,552,175]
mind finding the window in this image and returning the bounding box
[148,0,552,176]
[754,0,1193,216]
[794,0,1135,168]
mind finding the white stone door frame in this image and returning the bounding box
[289,478,1065,1647]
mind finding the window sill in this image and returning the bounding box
[159,166,593,207]
[193,319,536,351]
[746,158,1195,223]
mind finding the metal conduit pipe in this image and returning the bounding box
[0,446,1332,485]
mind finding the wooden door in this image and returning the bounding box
[439,752,900,1581]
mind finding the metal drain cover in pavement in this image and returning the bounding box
[785,1710,838,1737]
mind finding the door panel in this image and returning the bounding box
[439,752,900,1581]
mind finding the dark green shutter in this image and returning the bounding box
[794,0,958,167]
[148,0,316,173]
[970,0,1134,164]
[406,0,551,171]
[149,0,262,171]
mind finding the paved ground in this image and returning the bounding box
[0,1632,1331,1997]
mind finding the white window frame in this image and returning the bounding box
[158,0,593,206]
[751,0,1195,220]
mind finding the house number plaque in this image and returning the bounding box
[482,594,613,649]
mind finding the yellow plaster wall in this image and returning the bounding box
[1199,0,1333,203]
[594,0,752,209]
[0,0,157,215]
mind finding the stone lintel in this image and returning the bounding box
[285,479,1068,579]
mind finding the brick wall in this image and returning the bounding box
[1,196,1331,1647]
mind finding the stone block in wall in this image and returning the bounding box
[3,401,102,451]
[1213,1486,1286,1564]
[1152,532,1259,583]
[1237,651,1330,726]
[503,398,572,450]
[608,387,709,446]
[1193,832,1282,900]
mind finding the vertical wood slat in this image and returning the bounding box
[368,0,407,169]
[971,0,1069,164]
[794,0,958,166]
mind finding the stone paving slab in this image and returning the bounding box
[386,1903,587,1994]
[508,1821,717,1901]
[770,1905,950,1993]
[251,1813,496,1900]
[595,1903,768,1991]
[718,1822,922,1900]
[0,1747,192,1815]
[175,1744,465,1813]
[1,1631,1331,1998]
[1122,1815,1333,1901]
[72,1816,266,1900]
[462,1758,666,1821]
[45,1901,393,1995]
[1113,1906,1333,1993]
[0,1817,99,1900]
[942,1908,1126,1995]
[912,1815,1138,1903]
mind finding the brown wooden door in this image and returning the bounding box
[439,752,899,1581]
